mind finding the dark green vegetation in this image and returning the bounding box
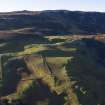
[0,10,105,35]
[1,10,105,105]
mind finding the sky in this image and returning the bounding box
[0,0,105,12]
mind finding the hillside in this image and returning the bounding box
[1,34,105,105]
[0,10,105,35]
[1,10,105,105]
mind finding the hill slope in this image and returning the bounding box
[1,37,105,105]
[1,10,105,105]
[0,10,105,35]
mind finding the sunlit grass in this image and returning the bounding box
[17,44,47,56]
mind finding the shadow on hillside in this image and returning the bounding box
[2,59,30,96]
[20,79,66,105]
[36,49,75,57]
[65,39,105,105]
[2,78,66,105]
[0,34,49,54]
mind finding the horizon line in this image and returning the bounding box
[0,9,105,13]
